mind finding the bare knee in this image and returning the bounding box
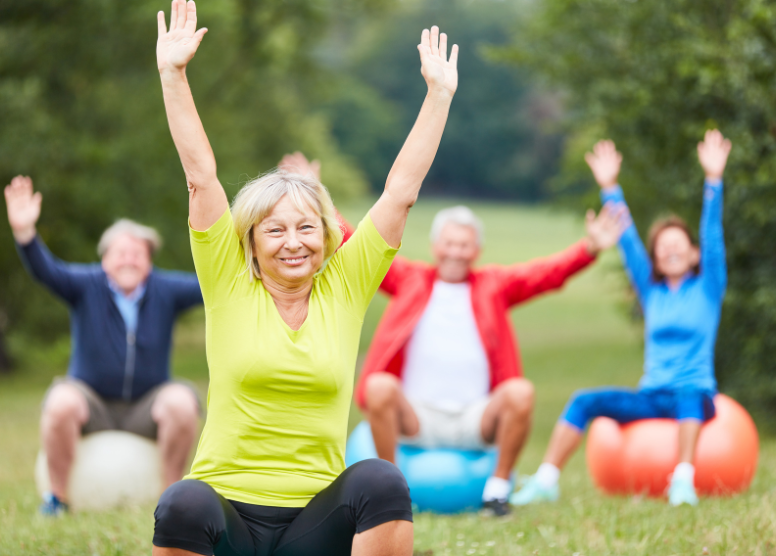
[364,373,402,414]
[500,378,534,419]
[152,384,199,431]
[42,384,88,431]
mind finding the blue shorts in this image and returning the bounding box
[560,387,716,432]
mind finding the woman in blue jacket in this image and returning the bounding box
[513,129,731,507]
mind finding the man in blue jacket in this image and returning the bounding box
[4,175,204,516]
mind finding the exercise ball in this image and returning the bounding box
[346,421,502,513]
[586,394,758,497]
[35,430,163,511]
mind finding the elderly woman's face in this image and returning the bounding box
[253,195,325,287]
[101,233,153,294]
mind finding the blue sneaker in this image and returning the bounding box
[668,478,699,506]
[509,475,559,506]
[39,492,69,517]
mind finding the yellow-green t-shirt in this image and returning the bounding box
[185,208,398,507]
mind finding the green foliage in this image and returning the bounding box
[0,0,388,367]
[319,0,563,201]
[494,0,776,427]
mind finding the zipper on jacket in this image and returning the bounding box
[122,331,136,400]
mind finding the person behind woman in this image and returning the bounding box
[512,130,731,507]
[152,0,459,554]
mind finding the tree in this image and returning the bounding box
[495,0,776,427]
[0,0,390,371]
[319,0,564,201]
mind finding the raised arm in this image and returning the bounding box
[4,175,86,303]
[586,140,653,302]
[369,27,458,248]
[157,0,227,231]
[696,129,730,298]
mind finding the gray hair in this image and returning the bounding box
[97,219,162,257]
[430,206,484,245]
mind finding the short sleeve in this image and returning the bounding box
[322,213,399,316]
[189,209,250,307]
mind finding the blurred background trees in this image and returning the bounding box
[495,0,776,428]
[2,0,775,431]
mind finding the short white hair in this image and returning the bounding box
[430,206,484,245]
[97,219,162,257]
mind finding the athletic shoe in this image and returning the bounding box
[39,492,69,517]
[668,478,699,506]
[480,498,511,517]
[509,475,559,506]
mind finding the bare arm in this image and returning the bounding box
[157,0,227,231]
[369,27,459,248]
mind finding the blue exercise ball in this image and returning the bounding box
[345,421,502,514]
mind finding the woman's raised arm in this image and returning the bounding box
[157,0,227,231]
[369,26,459,248]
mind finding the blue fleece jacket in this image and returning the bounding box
[17,236,203,400]
[601,179,726,393]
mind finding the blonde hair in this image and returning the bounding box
[231,170,344,280]
[97,219,162,257]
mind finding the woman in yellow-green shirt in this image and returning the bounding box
[152,2,459,555]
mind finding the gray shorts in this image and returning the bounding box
[400,397,492,450]
[43,377,201,440]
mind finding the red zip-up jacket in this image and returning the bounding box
[339,217,597,410]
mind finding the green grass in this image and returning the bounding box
[1,199,774,555]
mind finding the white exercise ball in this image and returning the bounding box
[35,430,163,511]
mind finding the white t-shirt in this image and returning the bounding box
[402,280,491,411]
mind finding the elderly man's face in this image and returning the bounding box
[101,233,153,294]
[432,223,480,283]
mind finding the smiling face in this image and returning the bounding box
[432,223,481,283]
[652,226,700,281]
[101,233,153,294]
[252,194,325,288]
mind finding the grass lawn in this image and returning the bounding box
[1,199,774,555]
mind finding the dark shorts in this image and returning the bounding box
[153,459,413,556]
[561,387,716,431]
[43,377,201,440]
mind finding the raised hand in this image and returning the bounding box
[279,152,321,181]
[4,175,42,245]
[697,129,732,181]
[157,0,208,74]
[584,202,631,254]
[585,140,622,190]
[418,26,459,96]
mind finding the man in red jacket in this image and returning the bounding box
[280,153,625,515]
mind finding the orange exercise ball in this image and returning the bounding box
[586,394,758,497]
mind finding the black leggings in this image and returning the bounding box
[153,459,413,556]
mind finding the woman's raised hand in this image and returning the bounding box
[585,140,622,190]
[584,202,631,255]
[157,0,208,74]
[4,175,42,245]
[418,26,459,96]
[697,129,732,181]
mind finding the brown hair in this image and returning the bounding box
[647,215,700,282]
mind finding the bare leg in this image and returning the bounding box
[677,419,702,464]
[543,421,584,470]
[40,383,89,502]
[480,378,535,479]
[352,520,413,556]
[364,373,419,464]
[152,384,200,488]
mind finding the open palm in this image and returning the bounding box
[157,0,208,73]
[585,202,630,253]
[418,26,459,95]
[4,175,42,238]
[585,140,622,189]
[697,129,732,180]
